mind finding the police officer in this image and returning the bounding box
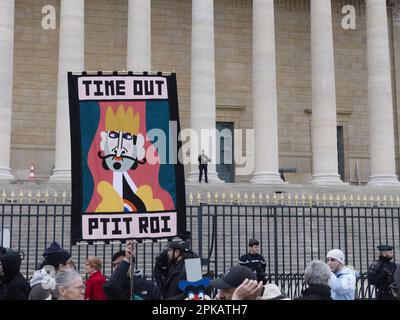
[367,244,397,300]
[238,239,267,283]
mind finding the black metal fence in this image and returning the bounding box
[1,201,398,299]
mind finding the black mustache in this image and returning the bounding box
[97,151,146,164]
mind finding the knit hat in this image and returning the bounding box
[42,242,71,269]
[326,249,345,265]
[43,242,62,257]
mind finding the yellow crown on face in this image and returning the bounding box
[105,105,140,135]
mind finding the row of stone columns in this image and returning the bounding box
[0,0,399,185]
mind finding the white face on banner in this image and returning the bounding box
[100,131,145,172]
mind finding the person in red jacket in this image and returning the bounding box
[84,256,107,300]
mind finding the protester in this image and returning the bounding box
[210,265,262,300]
[0,249,29,300]
[111,250,125,270]
[326,249,357,300]
[368,244,397,300]
[103,240,161,300]
[162,240,198,299]
[53,269,85,300]
[295,260,332,300]
[84,256,107,300]
[40,242,73,272]
[28,268,54,300]
[153,246,170,289]
[239,239,267,283]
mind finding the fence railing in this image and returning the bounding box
[1,191,399,299]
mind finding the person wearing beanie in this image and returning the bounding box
[368,244,397,300]
[41,242,73,272]
[326,249,357,300]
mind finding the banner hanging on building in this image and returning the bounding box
[68,72,186,244]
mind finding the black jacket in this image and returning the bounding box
[153,248,170,289]
[368,257,397,300]
[103,260,161,300]
[0,251,30,300]
[162,258,187,300]
[238,253,266,282]
[295,284,332,300]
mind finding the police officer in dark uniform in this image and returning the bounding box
[367,244,397,300]
[238,239,267,283]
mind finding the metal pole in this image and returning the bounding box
[130,243,135,300]
[273,206,279,285]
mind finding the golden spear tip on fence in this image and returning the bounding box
[196,193,201,204]
[258,192,263,205]
[189,192,193,205]
[229,192,234,204]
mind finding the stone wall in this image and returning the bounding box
[9,0,400,183]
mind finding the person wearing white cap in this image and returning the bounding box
[326,249,357,300]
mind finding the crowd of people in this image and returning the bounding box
[0,239,399,301]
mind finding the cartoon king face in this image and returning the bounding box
[99,105,146,172]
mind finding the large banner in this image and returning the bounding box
[68,72,186,244]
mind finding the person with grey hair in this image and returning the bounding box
[53,269,84,300]
[295,260,332,300]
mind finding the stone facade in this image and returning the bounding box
[8,0,400,183]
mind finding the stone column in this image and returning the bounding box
[310,0,342,184]
[187,0,221,183]
[391,1,400,174]
[250,0,283,184]
[50,0,84,181]
[366,0,399,185]
[127,0,151,71]
[0,0,15,180]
